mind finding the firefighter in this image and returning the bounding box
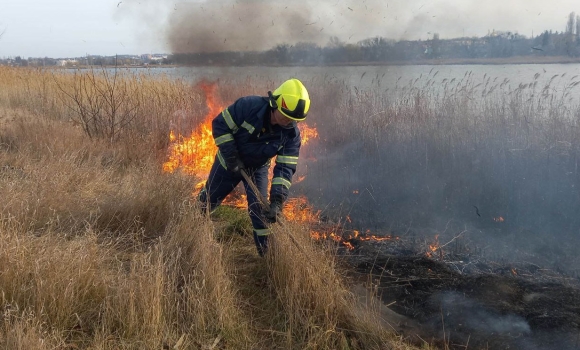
[199,78,310,256]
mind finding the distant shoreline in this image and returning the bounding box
[178,56,580,67]
[378,55,580,66]
[282,56,580,66]
[45,55,580,69]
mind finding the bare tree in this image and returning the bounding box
[54,67,142,143]
[326,36,344,48]
[566,12,575,35]
[565,12,576,56]
[576,15,580,41]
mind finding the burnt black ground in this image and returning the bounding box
[340,241,580,350]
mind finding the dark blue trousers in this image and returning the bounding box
[199,158,271,256]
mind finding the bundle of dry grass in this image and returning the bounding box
[267,222,411,349]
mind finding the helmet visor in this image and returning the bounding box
[280,99,307,121]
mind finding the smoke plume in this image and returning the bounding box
[120,0,578,54]
[165,0,389,53]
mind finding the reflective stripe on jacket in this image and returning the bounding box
[212,95,301,202]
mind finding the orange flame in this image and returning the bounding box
[351,229,397,242]
[343,241,355,250]
[300,123,319,144]
[310,228,397,251]
[163,81,223,178]
[284,196,321,223]
[294,199,397,251]
[426,234,440,258]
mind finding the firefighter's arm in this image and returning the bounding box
[213,98,257,173]
[212,105,240,159]
[212,97,257,157]
[270,133,301,204]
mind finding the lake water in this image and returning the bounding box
[137,63,580,101]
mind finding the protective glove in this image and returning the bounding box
[264,199,283,224]
[225,153,245,175]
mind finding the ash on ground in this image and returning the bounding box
[332,230,580,350]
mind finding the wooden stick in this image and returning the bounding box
[240,169,311,257]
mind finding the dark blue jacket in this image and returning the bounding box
[212,96,301,202]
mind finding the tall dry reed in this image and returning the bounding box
[267,222,405,349]
[305,69,580,236]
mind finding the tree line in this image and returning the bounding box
[173,12,580,66]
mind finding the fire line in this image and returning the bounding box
[162,81,395,250]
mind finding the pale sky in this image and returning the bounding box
[0,0,579,58]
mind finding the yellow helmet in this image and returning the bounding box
[268,79,310,121]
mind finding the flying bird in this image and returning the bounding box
[117,1,122,7]
[473,205,481,217]
[532,47,544,51]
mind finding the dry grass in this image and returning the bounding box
[0,66,420,349]
[267,223,399,349]
[0,109,255,349]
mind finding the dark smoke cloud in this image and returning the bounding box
[165,0,392,53]
[167,1,323,53]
